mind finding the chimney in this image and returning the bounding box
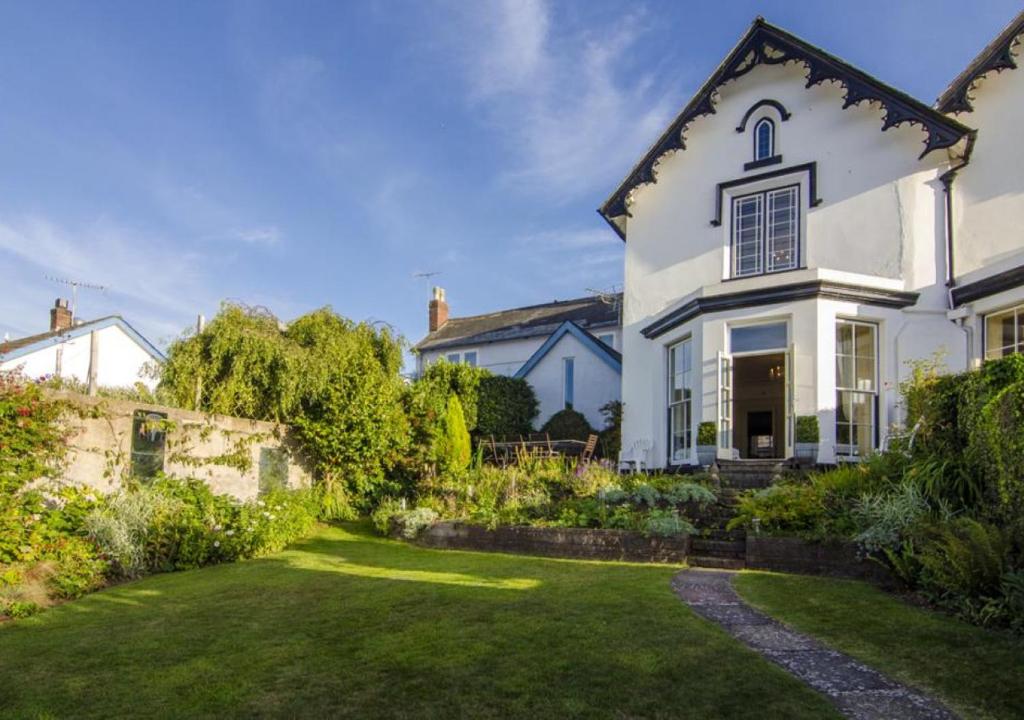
[50,298,73,332]
[428,286,448,332]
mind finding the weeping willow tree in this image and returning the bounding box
[157,303,409,517]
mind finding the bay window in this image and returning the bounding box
[668,338,693,464]
[835,320,877,459]
[984,304,1024,360]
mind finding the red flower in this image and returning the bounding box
[16,407,31,417]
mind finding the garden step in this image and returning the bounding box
[688,555,746,570]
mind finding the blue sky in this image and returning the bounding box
[0,0,1019,359]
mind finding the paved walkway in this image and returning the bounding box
[671,569,958,720]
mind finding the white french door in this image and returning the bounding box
[716,351,733,459]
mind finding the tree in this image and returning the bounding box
[541,409,594,441]
[418,360,487,432]
[156,303,408,517]
[476,375,538,438]
[436,394,471,475]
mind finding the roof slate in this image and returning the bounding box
[414,294,621,353]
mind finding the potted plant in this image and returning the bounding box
[795,415,819,463]
[696,421,717,467]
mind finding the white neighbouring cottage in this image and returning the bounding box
[0,299,164,390]
[599,14,1024,469]
[413,288,622,429]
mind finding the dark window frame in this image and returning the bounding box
[753,117,775,161]
[730,183,802,279]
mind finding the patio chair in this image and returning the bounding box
[580,434,599,463]
[618,439,651,473]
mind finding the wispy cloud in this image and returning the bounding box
[441,0,680,202]
[0,215,214,343]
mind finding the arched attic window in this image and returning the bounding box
[753,118,774,161]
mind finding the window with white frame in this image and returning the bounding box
[984,304,1024,360]
[668,338,693,464]
[443,350,477,367]
[753,118,774,160]
[732,185,799,277]
[835,320,877,459]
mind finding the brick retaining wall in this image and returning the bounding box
[416,522,690,563]
[745,536,893,585]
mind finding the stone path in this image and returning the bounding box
[671,569,958,720]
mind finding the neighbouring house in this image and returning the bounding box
[413,287,622,429]
[599,14,1024,469]
[0,298,164,390]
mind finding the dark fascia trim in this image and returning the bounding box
[598,17,974,239]
[712,162,820,226]
[950,264,1024,306]
[936,10,1024,114]
[736,99,792,132]
[744,154,783,171]
[641,280,919,339]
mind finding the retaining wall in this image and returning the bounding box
[416,522,690,563]
[745,536,894,585]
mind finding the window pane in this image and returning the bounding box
[130,411,167,479]
[733,195,763,276]
[446,353,460,363]
[756,120,772,160]
[854,324,875,360]
[766,187,797,272]
[258,447,289,495]
[836,391,850,424]
[836,323,853,355]
[731,323,787,353]
[985,308,1021,359]
[563,358,574,409]
[836,355,854,389]
[855,357,875,390]
[463,351,478,367]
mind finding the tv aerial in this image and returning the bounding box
[45,276,108,319]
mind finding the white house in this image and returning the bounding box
[1,299,164,390]
[414,288,622,429]
[599,15,1024,469]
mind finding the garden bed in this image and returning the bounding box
[415,521,691,563]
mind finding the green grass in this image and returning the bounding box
[0,523,839,719]
[735,572,1024,720]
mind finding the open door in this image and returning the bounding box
[784,344,795,459]
[717,350,733,459]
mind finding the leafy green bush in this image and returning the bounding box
[436,395,471,476]
[643,508,695,537]
[541,409,593,441]
[0,371,71,495]
[852,481,931,554]
[697,422,716,446]
[476,375,538,438]
[795,416,819,443]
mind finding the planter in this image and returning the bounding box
[795,442,818,462]
[696,445,717,467]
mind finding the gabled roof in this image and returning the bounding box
[936,10,1024,114]
[0,316,166,363]
[599,17,975,240]
[414,294,621,353]
[514,321,622,379]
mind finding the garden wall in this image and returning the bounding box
[49,390,312,500]
[745,536,893,585]
[416,522,690,563]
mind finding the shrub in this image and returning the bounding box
[371,497,405,535]
[916,517,1008,602]
[436,395,471,476]
[418,360,488,432]
[697,422,716,446]
[541,409,593,441]
[476,375,538,438]
[852,481,931,554]
[795,416,819,443]
[392,507,439,539]
[85,485,182,577]
[643,508,695,537]
[663,481,717,506]
[0,371,71,495]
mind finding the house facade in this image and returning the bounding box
[0,299,164,390]
[414,288,622,429]
[601,16,1023,469]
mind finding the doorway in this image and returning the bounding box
[732,352,786,459]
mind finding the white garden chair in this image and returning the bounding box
[618,439,651,474]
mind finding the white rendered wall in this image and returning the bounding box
[948,60,1024,283]
[618,60,963,467]
[418,336,547,376]
[1,325,158,389]
[522,332,621,430]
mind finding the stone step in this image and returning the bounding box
[688,555,746,570]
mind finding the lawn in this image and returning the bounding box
[0,523,838,719]
[735,572,1024,720]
